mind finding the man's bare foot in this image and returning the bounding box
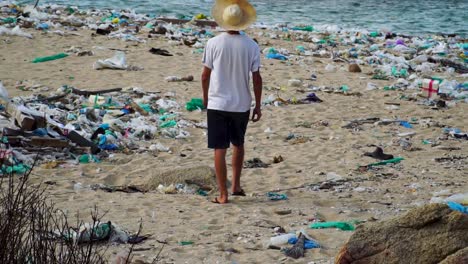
[211,197,228,204]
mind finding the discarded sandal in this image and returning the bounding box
[364,147,394,160]
[149,48,173,56]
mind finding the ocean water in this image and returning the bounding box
[34,0,468,36]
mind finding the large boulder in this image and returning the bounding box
[336,204,468,264]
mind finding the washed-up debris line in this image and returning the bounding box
[0,85,203,174]
[1,2,467,106]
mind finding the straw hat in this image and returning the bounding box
[212,0,257,30]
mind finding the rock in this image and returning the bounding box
[348,64,362,73]
[274,209,292,215]
[131,165,218,191]
[440,247,468,264]
[335,204,468,264]
[152,26,167,35]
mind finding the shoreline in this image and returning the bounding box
[2,2,468,37]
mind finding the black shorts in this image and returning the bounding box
[207,109,250,149]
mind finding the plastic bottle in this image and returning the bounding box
[269,233,296,246]
[446,193,468,205]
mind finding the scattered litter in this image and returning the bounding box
[447,201,468,214]
[364,157,404,168]
[185,98,205,111]
[94,51,142,71]
[364,147,394,160]
[267,192,288,201]
[244,158,269,168]
[32,53,69,63]
[165,75,194,82]
[149,48,173,56]
[310,221,355,231]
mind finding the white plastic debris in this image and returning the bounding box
[0,81,9,100]
[0,25,33,39]
[288,79,302,87]
[325,64,337,72]
[94,51,128,70]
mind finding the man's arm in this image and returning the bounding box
[251,70,262,122]
[201,66,211,108]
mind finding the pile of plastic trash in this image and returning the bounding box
[0,81,205,174]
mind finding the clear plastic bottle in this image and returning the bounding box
[269,233,296,247]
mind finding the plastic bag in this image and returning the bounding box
[310,221,355,231]
[0,81,9,101]
[186,98,205,111]
[94,51,128,70]
[0,25,33,39]
[325,64,337,72]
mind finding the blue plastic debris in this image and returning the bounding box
[447,201,468,214]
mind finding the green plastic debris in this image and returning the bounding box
[2,164,30,174]
[63,222,112,242]
[79,154,100,164]
[186,98,205,111]
[196,189,208,196]
[179,241,194,246]
[145,22,154,29]
[32,53,69,63]
[340,85,350,92]
[372,70,389,80]
[160,120,177,128]
[384,86,397,91]
[265,47,278,54]
[369,31,379,37]
[267,192,288,201]
[193,48,204,54]
[139,104,152,113]
[159,113,177,121]
[366,157,404,168]
[65,6,75,14]
[391,66,408,78]
[2,17,17,24]
[431,77,444,84]
[296,45,305,53]
[292,26,314,32]
[310,221,355,231]
[422,140,432,145]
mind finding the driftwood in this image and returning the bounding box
[25,93,68,103]
[0,98,45,131]
[69,87,122,96]
[342,117,380,129]
[428,57,468,74]
[156,18,218,28]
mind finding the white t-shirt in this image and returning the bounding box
[202,33,261,112]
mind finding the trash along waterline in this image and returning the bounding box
[0,2,467,264]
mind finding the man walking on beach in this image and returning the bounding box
[201,0,262,204]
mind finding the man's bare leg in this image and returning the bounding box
[232,144,244,193]
[214,148,228,203]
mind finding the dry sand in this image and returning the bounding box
[0,27,467,263]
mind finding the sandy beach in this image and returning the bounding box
[1,6,467,263]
